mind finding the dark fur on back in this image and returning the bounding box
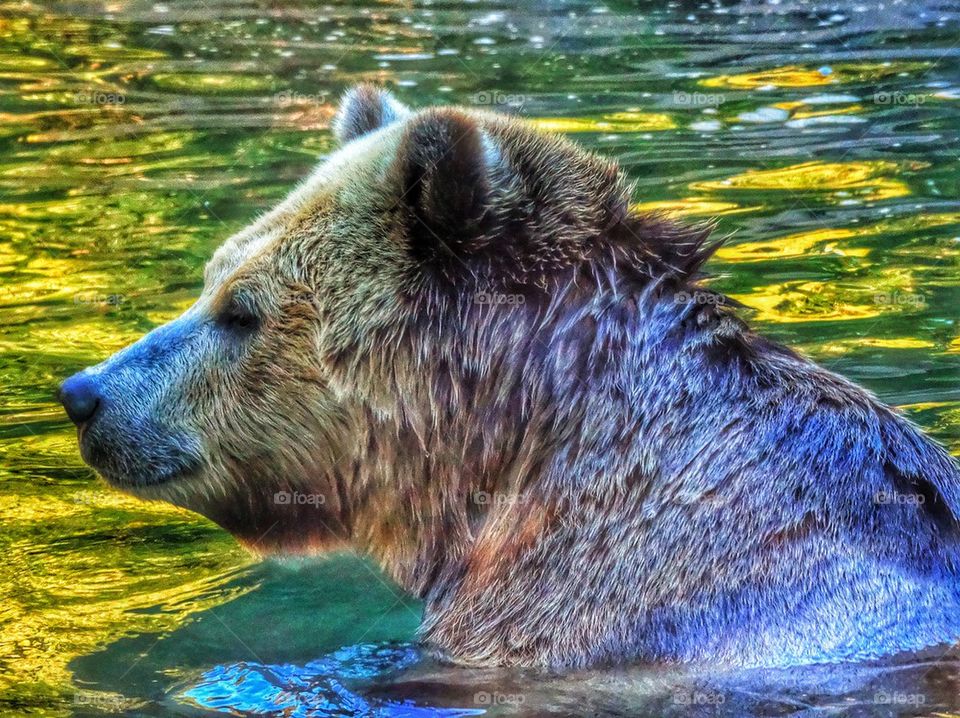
[332,89,960,668]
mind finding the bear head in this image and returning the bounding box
[60,85,716,574]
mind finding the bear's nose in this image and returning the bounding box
[59,372,102,425]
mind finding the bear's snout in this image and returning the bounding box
[59,371,102,425]
[62,317,207,490]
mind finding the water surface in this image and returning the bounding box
[1,1,959,715]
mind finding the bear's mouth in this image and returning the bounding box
[77,420,205,491]
[98,463,200,490]
[91,458,203,492]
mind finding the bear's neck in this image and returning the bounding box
[350,284,760,599]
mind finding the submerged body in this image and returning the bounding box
[60,85,960,669]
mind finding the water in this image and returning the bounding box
[1,0,958,715]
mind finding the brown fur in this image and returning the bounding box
[63,85,960,670]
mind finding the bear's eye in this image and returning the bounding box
[216,297,259,335]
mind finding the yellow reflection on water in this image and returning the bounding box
[632,198,758,217]
[702,62,928,89]
[0,525,251,705]
[151,73,277,94]
[63,44,167,61]
[530,111,676,134]
[717,213,960,263]
[729,268,924,324]
[1,437,251,707]
[811,337,938,355]
[691,160,919,202]
[0,54,57,71]
[717,227,865,262]
[0,240,25,270]
[789,104,865,120]
[0,321,142,357]
[730,282,881,323]
[0,259,120,306]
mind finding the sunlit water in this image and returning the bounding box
[1,1,959,716]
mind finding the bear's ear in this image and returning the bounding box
[333,84,411,144]
[392,109,499,274]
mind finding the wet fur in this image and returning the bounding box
[76,85,960,670]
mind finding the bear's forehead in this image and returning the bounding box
[202,121,408,290]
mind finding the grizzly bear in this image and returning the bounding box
[60,84,960,670]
